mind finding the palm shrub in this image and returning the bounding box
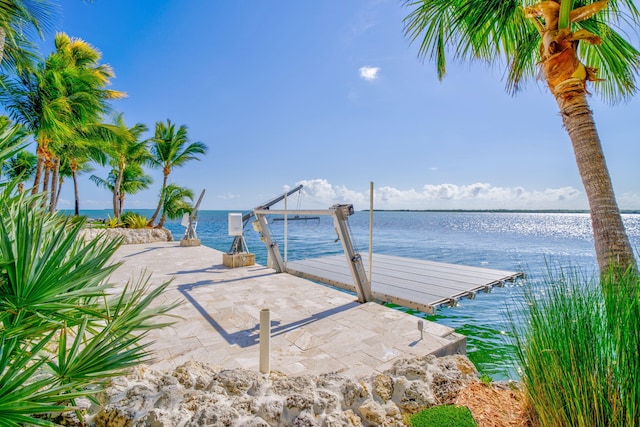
[0,185,179,425]
[121,211,148,229]
[511,267,639,426]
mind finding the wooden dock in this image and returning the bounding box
[285,254,523,314]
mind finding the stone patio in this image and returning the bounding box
[108,242,465,378]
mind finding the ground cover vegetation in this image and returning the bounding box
[0,130,180,425]
[404,0,639,424]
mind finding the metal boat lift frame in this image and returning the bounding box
[253,204,373,303]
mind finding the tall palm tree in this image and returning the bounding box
[96,113,150,218]
[0,0,56,72]
[45,33,125,212]
[147,119,207,227]
[0,33,124,212]
[158,183,193,228]
[90,164,153,216]
[403,0,639,276]
[0,65,68,198]
[3,149,37,193]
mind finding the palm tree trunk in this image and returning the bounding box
[32,151,44,195]
[72,169,80,216]
[55,177,63,211]
[42,161,50,194]
[49,158,59,212]
[148,174,168,226]
[113,166,124,218]
[554,78,637,276]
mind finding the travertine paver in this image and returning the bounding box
[108,242,465,377]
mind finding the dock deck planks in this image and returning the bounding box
[285,253,523,314]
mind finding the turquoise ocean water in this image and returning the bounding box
[75,209,640,380]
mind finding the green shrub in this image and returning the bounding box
[121,211,148,229]
[409,405,477,427]
[510,267,640,427]
[105,214,121,228]
[0,191,179,425]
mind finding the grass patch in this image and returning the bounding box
[409,405,477,427]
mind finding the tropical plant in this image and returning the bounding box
[105,214,121,228]
[0,0,56,72]
[0,32,124,212]
[90,163,153,217]
[158,183,194,228]
[147,119,206,227]
[121,211,149,229]
[95,113,150,218]
[0,124,179,425]
[2,148,37,194]
[44,33,125,212]
[0,118,33,193]
[403,0,639,276]
[54,154,95,214]
[510,268,639,426]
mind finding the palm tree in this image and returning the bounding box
[0,1,56,72]
[3,149,37,193]
[403,0,639,276]
[55,152,95,214]
[90,164,153,217]
[0,33,124,212]
[147,119,207,227]
[96,113,150,218]
[45,33,125,212]
[158,183,193,228]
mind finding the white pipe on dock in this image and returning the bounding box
[259,308,271,374]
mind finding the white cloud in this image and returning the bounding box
[295,179,591,210]
[359,66,380,81]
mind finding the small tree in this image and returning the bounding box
[158,183,194,228]
[147,119,206,227]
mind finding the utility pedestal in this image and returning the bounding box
[224,212,255,268]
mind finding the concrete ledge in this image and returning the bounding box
[79,227,173,245]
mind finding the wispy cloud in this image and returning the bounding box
[295,179,588,210]
[359,66,380,81]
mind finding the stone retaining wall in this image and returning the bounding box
[85,354,478,427]
[79,227,173,245]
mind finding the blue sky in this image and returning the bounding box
[43,0,640,211]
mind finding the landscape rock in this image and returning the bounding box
[79,228,173,245]
[86,354,477,426]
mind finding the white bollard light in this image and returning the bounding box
[259,308,271,374]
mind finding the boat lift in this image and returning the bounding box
[227,184,304,255]
[180,189,205,247]
[252,204,373,304]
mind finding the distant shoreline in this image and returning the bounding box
[362,209,640,214]
[66,208,640,215]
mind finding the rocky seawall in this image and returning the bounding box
[84,354,477,427]
[79,228,174,245]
